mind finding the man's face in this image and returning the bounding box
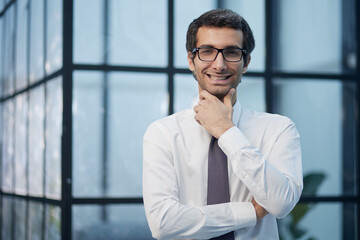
[187,26,250,101]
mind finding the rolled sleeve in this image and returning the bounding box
[229,202,257,229]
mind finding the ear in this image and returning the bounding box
[187,52,195,72]
[242,55,251,74]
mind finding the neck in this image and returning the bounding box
[219,91,237,106]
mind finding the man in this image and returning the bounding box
[143,9,302,239]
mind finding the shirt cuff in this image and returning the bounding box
[229,202,257,229]
[218,126,249,157]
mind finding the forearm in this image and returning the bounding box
[143,194,256,239]
[143,123,257,239]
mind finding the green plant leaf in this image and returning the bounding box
[292,203,310,225]
[289,224,307,238]
[302,172,326,196]
[290,172,326,225]
[280,172,327,239]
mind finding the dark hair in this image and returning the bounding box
[186,9,255,65]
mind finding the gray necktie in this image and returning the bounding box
[207,137,234,240]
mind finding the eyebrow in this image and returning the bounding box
[198,44,243,49]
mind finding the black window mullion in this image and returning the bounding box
[167,0,174,115]
[26,0,30,90]
[100,0,110,223]
[10,4,16,239]
[0,6,5,98]
[356,0,360,237]
[216,0,224,8]
[0,0,15,18]
[341,0,358,238]
[11,196,15,240]
[61,0,73,239]
[265,0,275,113]
[9,1,17,240]
[20,0,31,237]
[42,3,47,240]
[26,12,31,240]
[42,0,47,202]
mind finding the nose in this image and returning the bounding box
[212,52,227,71]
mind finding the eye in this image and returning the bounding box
[200,48,216,55]
[224,48,241,56]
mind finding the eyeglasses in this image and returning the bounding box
[192,46,247,62]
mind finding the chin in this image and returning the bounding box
[210,89,229,100]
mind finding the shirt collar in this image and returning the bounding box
[232,100,242,126]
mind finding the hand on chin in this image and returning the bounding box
[208,88,231,102]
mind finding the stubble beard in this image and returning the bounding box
[193,71,240,101]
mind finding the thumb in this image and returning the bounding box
[224,88,235,107]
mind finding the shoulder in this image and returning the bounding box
[144,108,194,139]
[240,107,297,136]
[242,107,293,125]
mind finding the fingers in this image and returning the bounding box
[199,89,235,104]
[194,115,201,125]
[193,105,202,125]
[251,198,268,220]
[199,90,215,101]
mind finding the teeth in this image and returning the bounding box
[209,75,229,80]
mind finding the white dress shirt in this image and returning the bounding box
[143,101,303,240]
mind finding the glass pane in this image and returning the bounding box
[29,201,44,240]
[73,71,167,197]
[2,196,13,240]
[273,79,356,196]
[45,204,61,240]
[0,104,2,163]
[237,77,265,112]
[14,198,26,240]
[15,0,28,90]
[29,85,45,197]
[108,0,167,67]
[174,74,198,112]
[73,204,152,240]
[73,71,104,197]
[73,205,101,240]
[46,0,63,74]
[278,203,357,240]
[73,0,103,64]
[223,0,265,71]
[14,93,28,195]
[3,5,15,96]
[45,76,63,199]
[29,0,44,83]
[2,99,14,193]
[174,0,216,68]
[107,72,167,197]
[276,0,347,73]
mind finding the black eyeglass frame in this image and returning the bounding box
[192,46,247,62]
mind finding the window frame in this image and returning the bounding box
[0,0,359,239]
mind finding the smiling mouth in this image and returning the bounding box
[207,74,231,80]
